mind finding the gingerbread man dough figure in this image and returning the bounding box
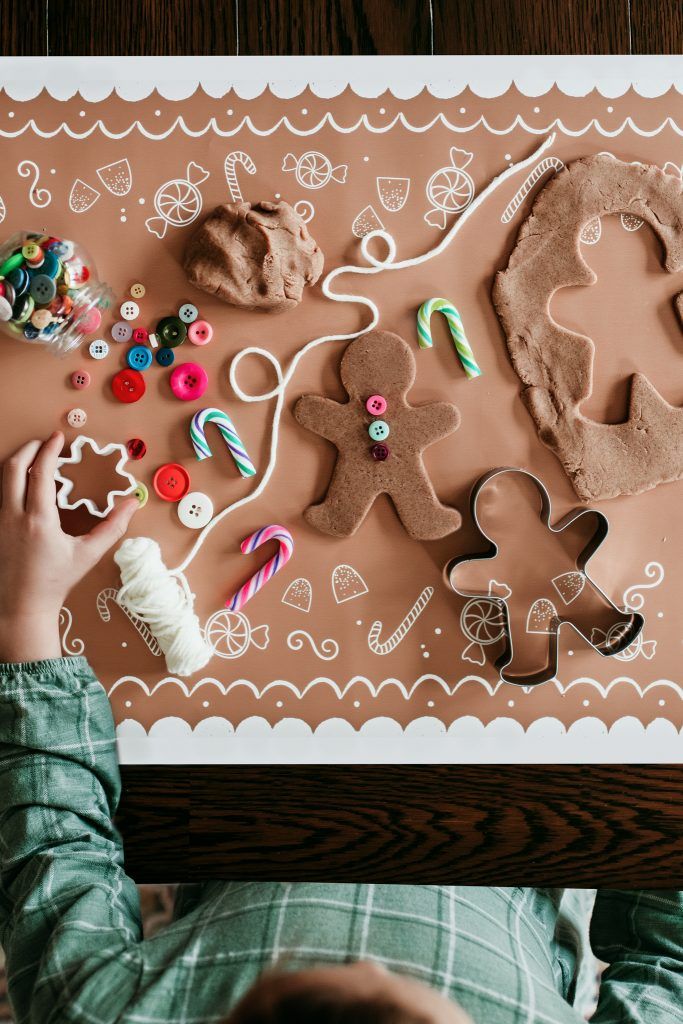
[294,330,461,540]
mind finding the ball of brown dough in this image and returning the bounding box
[183,200,325,314]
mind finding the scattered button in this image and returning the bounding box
[89,338,109,359]
[366,394,387,416]
[178,303,199,324]
[126,345,153,371]
[368,420,390,442]
[188,319,213,346]
[177,491,214,529]
[156,347,175,367]
[71,370,91,390]
[133,482,149,507]
[29,273,56,304]
[74,305,102,335]
[31,308,52,330]
[153,462,191,501]
[130,282,146,299]
[126,438,147,460]
[111,321,133,343]
[156,316,187,347]
[169,361,209,401]
[132,327,149,344]
[120,299,140,321]
[370,442,390,461]
[66,408,87,428]
[111,367,145,403]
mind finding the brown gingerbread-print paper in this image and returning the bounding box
[0,57,681,762]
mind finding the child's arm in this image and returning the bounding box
[0,433,146,1021]
[589,890,683,1022]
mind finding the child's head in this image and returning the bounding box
[228,960,472,1024]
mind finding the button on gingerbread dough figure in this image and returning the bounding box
[294,329,461,540]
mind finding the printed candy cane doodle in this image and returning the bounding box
[367,586,434,655]
[417,298,481,379]
[500,156,565,224]
[226,525,294,611]
[224,151,257,203]
[96,587,163,657]
[190,407,256,478]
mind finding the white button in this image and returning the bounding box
[110,321,132,343]
[0,296,13,322]
[130,283,146,299]
[177,491,214,529]
[89,339,109,359]
[179,303,199,324]
[67,408,87,427]
[120,300,140,321]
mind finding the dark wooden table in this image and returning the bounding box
[3,1,683,884]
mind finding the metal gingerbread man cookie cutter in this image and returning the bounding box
[55,435,137,518]
[444,467,645,687]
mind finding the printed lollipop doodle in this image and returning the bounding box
[424,147,475,228]
[591,562,664,662]
[283,151,348,190]
[460,581,511,666]
[204,609,269,659]
[145,162,209,239]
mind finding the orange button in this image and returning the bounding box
[153,463,191,502]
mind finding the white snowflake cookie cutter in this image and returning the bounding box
[55,435,137,518]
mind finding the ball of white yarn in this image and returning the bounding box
[114,537,213,677]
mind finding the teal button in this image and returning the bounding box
[368,420,390,442]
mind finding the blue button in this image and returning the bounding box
[29,274,57,304]
[127,345,153,371]
[39,250,61,279]
[368,420,390,442]
[23,323,40,340]
[155,347,175,367]
[7,267,29,296]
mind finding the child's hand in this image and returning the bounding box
[0,432,138,662]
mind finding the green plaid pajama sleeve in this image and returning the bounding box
[0,657,681,1024]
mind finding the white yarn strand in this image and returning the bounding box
[115,136,555,676]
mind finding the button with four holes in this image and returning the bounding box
[120,299,140,321]
[188,319,213,345]
[132,327,149,344]
[169,361,209,401]
[153,462,191,502]
[370,442,390,461]
[89,338,109,360]
[177,491,214,529]
[130,283,146,299]
[111,367,145,403]
[126,345,153,371]
[366,394,387,416]
[111,321,133,343]
[178,303,199,324]
[156,316,187,348]
[368,420,390,442]
[66,408,87,428]
[29,274,56,304]
[71,369,91,390]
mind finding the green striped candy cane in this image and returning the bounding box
[417,297,482,380]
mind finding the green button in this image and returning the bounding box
[133,483,149,507]
[156,316,187,348]
[368,420,390,442]
[0,251,25,277]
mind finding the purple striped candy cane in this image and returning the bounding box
[225,525,294,611]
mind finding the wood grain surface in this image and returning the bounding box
[2,0,682,54]
[2,2,683,883]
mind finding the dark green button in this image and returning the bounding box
[156,316,187,348]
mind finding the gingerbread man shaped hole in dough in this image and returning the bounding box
[295,330,461,540]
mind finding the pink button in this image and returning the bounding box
[188,320,213,346]
[366,394,387,416]
[169,362,209,401]
[74,305,102,335]
[71,369,91,390]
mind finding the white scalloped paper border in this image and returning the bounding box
[1,56,683,101]
[116,715,683,764]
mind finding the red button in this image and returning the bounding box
[132,327,149,344]
[153,463,191,502]
[111,368,146,404]
[126,438,147,460]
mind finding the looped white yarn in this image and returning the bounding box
[116,134,556,674]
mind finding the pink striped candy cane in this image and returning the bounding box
[225,525,294,611]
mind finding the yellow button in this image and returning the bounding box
[133,483,149,507]
[130,282,146,299]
